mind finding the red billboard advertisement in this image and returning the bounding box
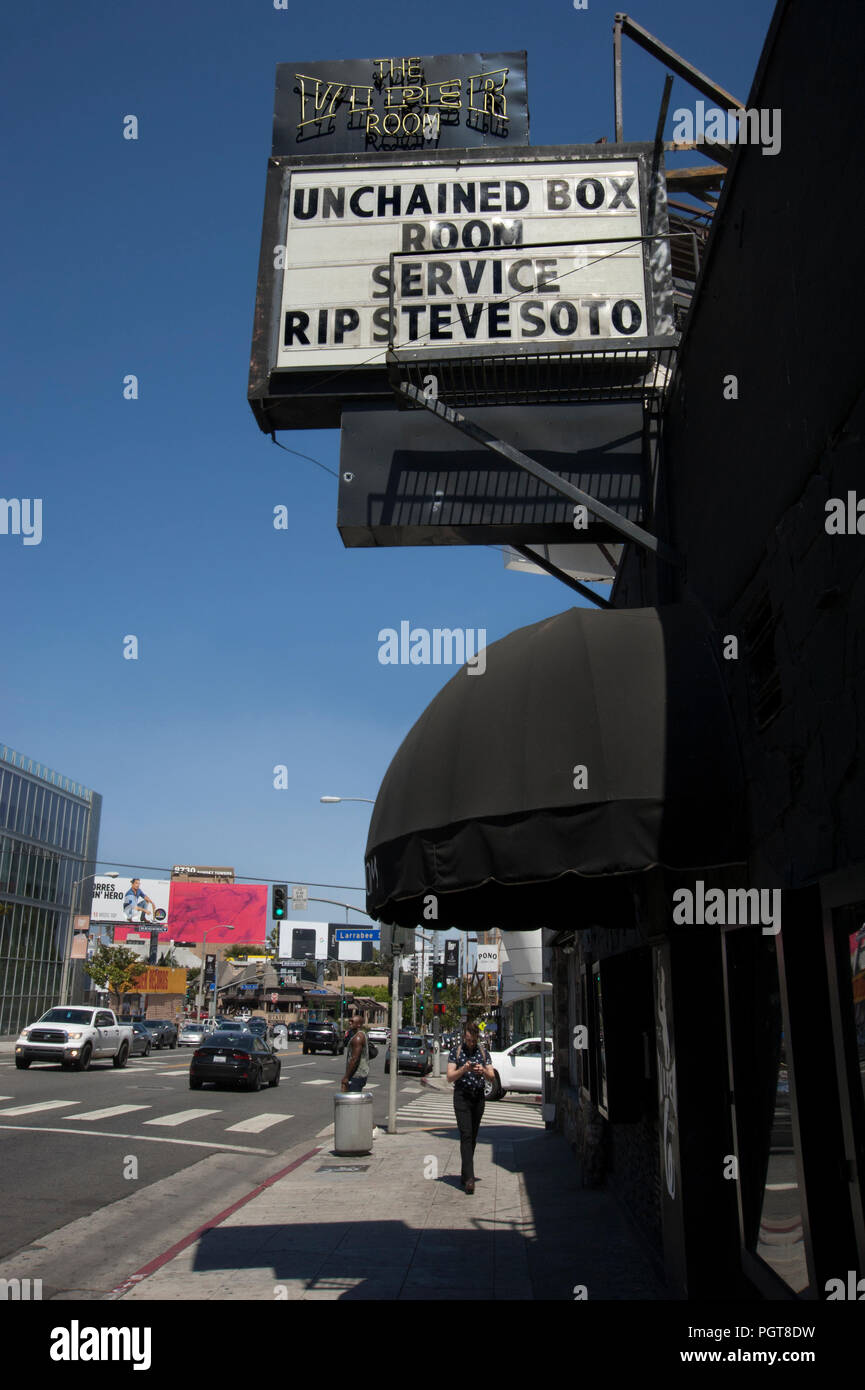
[162,882,268,946]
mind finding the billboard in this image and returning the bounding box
[132,966,188,996]
[277,921,370,962]
[165,882,268,946]
[275,160,647,372]
[273,53,528,157]
[91,877,170,926]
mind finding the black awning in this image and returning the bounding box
[365,604,746,930]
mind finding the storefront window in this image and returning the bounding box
[752,940,808,1294]
[838,903,865,1111]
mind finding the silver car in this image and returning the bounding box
[178,1021,212,1047]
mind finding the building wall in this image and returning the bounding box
[0,747,101,1035]
[617,0,865,889]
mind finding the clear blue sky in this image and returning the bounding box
[1,0,775,921]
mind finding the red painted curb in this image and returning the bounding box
[108,1146,322,1298]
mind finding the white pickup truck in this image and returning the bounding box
[15,1007,135,1071]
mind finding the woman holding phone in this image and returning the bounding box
[447,1021,495,1193]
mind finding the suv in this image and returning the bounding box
[302,1020,341,1056]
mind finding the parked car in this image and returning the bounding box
[140,1019,178,1049]
[384,1033,433,1076]
[367,1025,390,1043]
[483,1038,554,1100]
[128,1022,153,1057]
[189,1030,281,1092]
[285,1022,305,1040]
[178,1021,213,1047]
[302,1021,341,1056]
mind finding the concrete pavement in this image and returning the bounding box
[108,1073,668,1301]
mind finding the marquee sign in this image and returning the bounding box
[277,160,646,369]
[249,144,670,431]
[272,53,528,156]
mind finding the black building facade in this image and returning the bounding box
[552,0,865,1299]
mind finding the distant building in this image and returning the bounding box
[0,745,102,1035]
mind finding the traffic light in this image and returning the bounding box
[419,998,425,1014]
[432,962,445,994]
[272,884,287,920]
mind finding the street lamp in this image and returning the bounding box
[319,796,375,804]
[60,871,118,1006]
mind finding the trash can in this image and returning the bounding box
[333,1090,374,1156]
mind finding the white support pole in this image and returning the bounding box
[387,947,402,1134]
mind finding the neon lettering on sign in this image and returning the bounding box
[273,53,528,156]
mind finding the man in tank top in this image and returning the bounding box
[341,1013,370,1092]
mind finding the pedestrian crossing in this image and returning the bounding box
[0,1094,298,1143]
[396,1089,545,1130]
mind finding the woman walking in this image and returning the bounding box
[447,1021,495,1194]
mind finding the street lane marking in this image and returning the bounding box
[301,1079,336,1086]
[69,1105,152,1121]
[0,1123,275,1154]
[224,1113,293,1134]
[0,1100,80,1117]
[143,1109,221,1127]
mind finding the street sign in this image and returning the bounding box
[270,992,279,1003]
[279,958,307,968]
[444,939,459,979]
[334,927,380,941]
[291,886,308,910]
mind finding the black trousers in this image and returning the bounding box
[453,1088,485,1182]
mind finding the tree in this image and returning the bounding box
[82,944,146,1013]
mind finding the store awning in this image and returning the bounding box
[365,604,746,930]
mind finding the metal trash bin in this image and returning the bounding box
[333,1090,374,1155]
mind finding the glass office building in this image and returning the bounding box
[0,745,102,1036]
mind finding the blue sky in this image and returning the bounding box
[1,0,775,922]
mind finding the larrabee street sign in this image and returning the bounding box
[249,142,672,431]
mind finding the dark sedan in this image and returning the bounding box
[189,1030,281,1091]
[129,1022,153,1057]
[140,1019,178,1049]
[286,1022,305,1040]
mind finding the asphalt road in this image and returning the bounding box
[0,1042,416,1291]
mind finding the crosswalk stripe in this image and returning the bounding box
[395,1095,544,1128]
[143,1109,220,1127]
[224,1113,293,1134]
[302,1079,336,1086]
[0,1100,79,1117]
[69,1105,152,1121]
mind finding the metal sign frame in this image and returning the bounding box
[248,142,673,432]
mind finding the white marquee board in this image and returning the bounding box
[277,160,647,369]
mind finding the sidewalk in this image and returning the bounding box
[110,1073,668,1302]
